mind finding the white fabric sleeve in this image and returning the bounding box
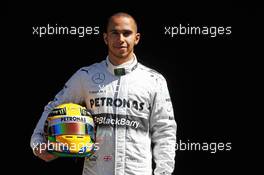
[150,76,177,175]
[30,69,85,150]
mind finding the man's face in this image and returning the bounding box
[104,16,140,64]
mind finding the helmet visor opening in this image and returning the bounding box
[49,123,93,136]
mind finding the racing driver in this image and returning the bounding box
[31,12,177,175]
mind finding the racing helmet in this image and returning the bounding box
[44,103,95,157]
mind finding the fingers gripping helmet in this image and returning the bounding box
[44,103,95,157]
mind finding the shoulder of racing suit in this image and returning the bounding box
[78,60,105,75]
[137,63,168,86]
[74,59,168,92]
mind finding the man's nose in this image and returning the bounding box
[117,34,125,42]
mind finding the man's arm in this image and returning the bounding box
[150,76,177,175]
[30,69,86,161]
[32,143,58,162]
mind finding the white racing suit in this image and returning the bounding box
[31,55,176,175]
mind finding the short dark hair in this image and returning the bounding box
[104,12,138,32]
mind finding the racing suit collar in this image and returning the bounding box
[106,54,138,76]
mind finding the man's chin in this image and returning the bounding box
[114,53,130,59]
[109,50,133,60]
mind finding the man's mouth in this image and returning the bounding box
[115,46,127,49]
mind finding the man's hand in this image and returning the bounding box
[33,143,58,162]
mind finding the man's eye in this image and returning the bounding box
[123,32,132,37]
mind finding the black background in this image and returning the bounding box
[7,1,259,175]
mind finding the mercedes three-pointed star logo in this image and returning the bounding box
[92,73,105,84]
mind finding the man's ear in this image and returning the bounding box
[103,33,108,45]
[134,33,140,45]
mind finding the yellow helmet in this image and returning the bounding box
[45,103,95,157]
